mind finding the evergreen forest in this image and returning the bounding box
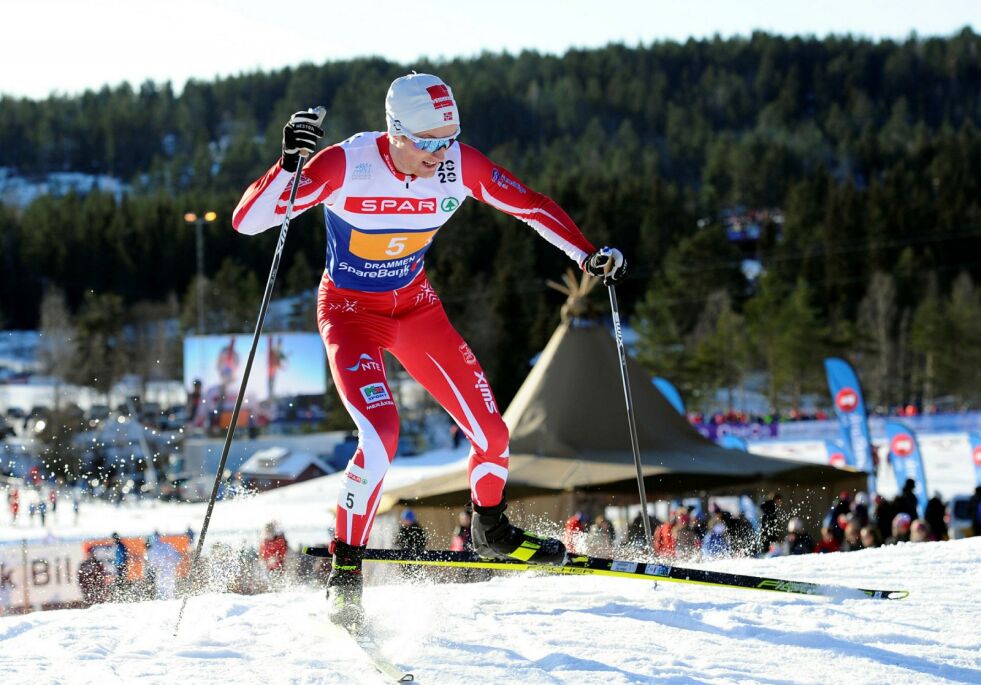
[1,30,979,413]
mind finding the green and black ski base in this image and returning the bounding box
[302,546,908,601]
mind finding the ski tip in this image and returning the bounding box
[883,590,910,600]
[859,588,910,600]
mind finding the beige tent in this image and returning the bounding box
[382,310,856,511]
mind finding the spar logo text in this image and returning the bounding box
[344,197,437,214]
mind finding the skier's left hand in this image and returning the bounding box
[583,247,627,285]
[281,107,326,172]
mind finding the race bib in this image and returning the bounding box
[340,463,373,516]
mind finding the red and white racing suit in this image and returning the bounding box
[233,132,595,546]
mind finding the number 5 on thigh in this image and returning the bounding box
[340,463,372,515]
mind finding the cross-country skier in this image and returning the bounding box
[233,72,627,628]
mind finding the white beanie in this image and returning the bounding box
[385,73,460,136]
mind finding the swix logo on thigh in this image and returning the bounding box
[345,353,382,372]
[473,372,497,414]
[344,197,437,214]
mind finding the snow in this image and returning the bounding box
[1,446,979,683]
[0,537,977,683]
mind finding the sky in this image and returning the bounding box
[1,0,977,100]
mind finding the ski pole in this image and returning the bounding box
[607,284,654,554]
[174,108,324,634]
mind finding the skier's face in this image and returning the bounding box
[389,123,457,178]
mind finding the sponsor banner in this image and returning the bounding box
[652,377,685,416]
[0,535,192,612]
[970,432,981,487]
[824,357,875,489]
[695,423,779,441]
[886,421,929,518]
[738,413,981,442]
[0,541,83,610]
[824,438,855,468]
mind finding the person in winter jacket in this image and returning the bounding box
[563,512,588,553]
[909,519,933,543]
[701,519,730,558]
[394,509,427,558]
[259,522,290,577]
[144,533,182,600]
[450,508,473,552]
[780,518,814,555]
[77,549,109,605]
[885,512,913,545]
[813,526,841,554]
[653,511,681,559]
[756,492,786,555]
[970,486,981,537]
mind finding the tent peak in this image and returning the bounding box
[546,268,603,323]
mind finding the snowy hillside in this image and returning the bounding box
[2,536,978,684]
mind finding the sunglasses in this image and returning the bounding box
[402,129,460,153]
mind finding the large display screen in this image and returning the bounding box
[183,334,326,427]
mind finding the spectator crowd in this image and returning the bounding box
[562,480,980,562]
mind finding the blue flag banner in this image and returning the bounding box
[653,377,685,416]
[824,357,876,491]
[885,421,929,519]
[718,435,748,451]
[970,432,981,487]
[824,438,855,469]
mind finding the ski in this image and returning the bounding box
[343,626,414,683]
[303,546,909,600]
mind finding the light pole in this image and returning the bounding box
[184,211,218,334]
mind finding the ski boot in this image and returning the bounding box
[326,539,366,632]
[471,500,566,564]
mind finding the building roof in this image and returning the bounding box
[238,446,332,480]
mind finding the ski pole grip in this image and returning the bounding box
[300,106,327,159]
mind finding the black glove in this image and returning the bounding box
[281,107,326,172]
[583,247,627,285]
